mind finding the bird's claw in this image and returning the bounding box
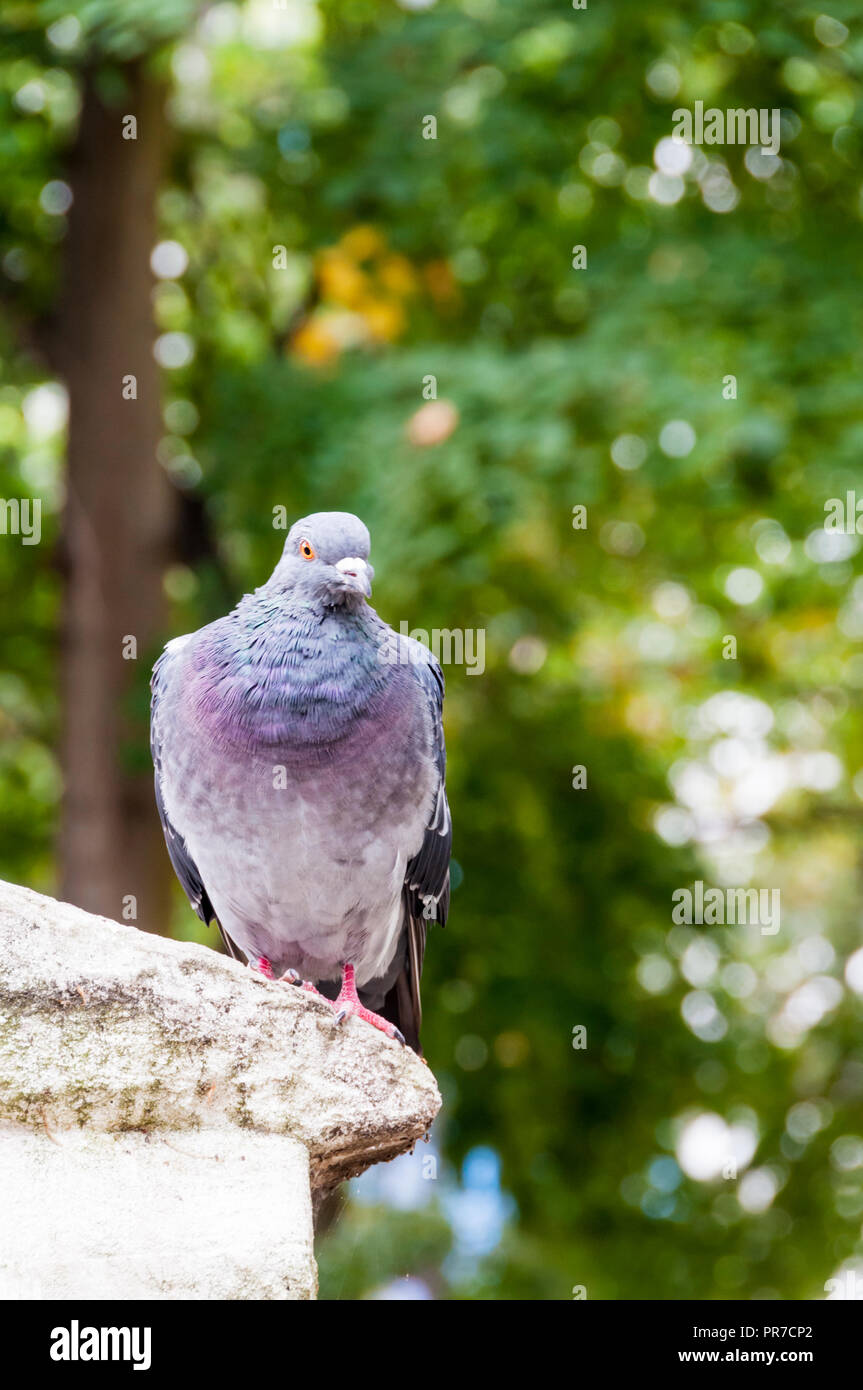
[264,960,405,1045]
[330,963,406,1044]
[332,997,405,1045]
[281,968,328,1000]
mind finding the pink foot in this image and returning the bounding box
[332,963,405,1045]
[251,956,275,979]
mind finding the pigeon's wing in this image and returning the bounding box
[150,643,243,962]
[383,646,451,1052]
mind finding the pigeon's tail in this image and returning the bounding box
[384,972,421,1054]
[218,924,246,963]
[378,900,426,1054]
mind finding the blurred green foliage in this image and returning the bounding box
[2,0,863,1299]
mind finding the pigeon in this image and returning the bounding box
[150,511,451,1052]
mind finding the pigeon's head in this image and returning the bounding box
[271,511,374,608]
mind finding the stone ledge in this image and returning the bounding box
[0,879,441,1299]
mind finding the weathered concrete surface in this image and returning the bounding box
[0,880,441,1300]
[0,1126,315,1300]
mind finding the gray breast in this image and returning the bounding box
[160,648,437,986]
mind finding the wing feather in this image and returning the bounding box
[387,645,452,1050]
[151,645,243,961]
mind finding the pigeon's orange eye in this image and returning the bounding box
[299,539,315,560]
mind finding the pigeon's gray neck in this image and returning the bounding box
[257,577,366,618]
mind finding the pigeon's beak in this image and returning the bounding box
[334,556,373,598]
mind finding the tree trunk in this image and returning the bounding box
[56,64,175,930]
